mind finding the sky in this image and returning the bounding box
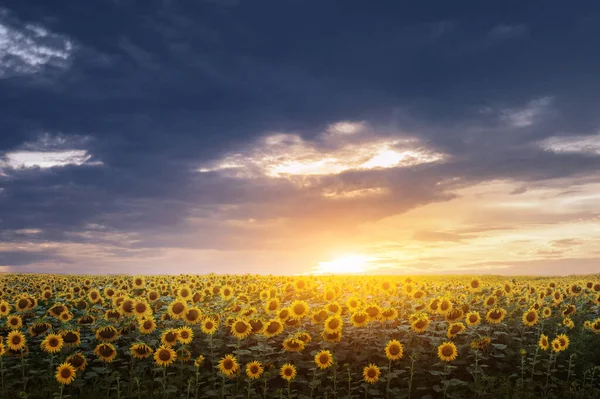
[1,1,600,275]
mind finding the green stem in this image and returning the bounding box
[408,356,415,399]
[386,359,392,399]
[163,366,167,399]
[530,347,539,380]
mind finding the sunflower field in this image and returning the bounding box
[0,274,599,399]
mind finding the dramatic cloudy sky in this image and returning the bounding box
[1,1,599,275]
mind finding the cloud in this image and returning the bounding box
[0,133,101,173]
[0,7,74,78]
[198,122,447,179]
[500,97,553,127]
[539,133,600,156]
[487,24,529,41]
[412,230,477,243]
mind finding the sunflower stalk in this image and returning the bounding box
[385,359,392,399]
[566,353,575,384]
[332,365,338,399]
[407,354,416,399]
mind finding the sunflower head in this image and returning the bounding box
[131,343,154,359]
[41,333,64,353]
[218,354,240,377]
[280,363,297,382]
[362,364,381,384]
[154,346,177,367]
[94,343,117,363]
[438,341,458,362]
[66,353,87,371]
[315,350,334,369]
[245,361,264,379]
[55,362,76,385]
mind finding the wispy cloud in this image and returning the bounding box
[539,133,600,155]
[198,121,447,179]
[500,96,553,127]
[0,133,101,172]
[487,24,529,41]
[0,8,74,78]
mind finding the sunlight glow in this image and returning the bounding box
[314,255,369,274]
[198,125,446,178]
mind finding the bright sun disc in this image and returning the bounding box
[315,255,368,275]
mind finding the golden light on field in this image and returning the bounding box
[314,255,369,274]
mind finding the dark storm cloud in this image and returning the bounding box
[1,0,600,269]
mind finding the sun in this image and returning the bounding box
[314,255,369,275]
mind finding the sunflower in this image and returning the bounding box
[381,307,399,322]
[61,330,81,347]
[554,334,570,351]
[134,317,154,334]
[384,339,404,361]
[176,348,192,362]
[262,319,284,338]
[438,341,458,362]
[282,338,305,353]
[184,307,202,325]
[200,317,219,335]
[246,361,264,379]
[315,349,334,369]
[7,315,23,329]
[541,307,552,318]
[94,343,117,363]
[410,316,430,333]
[362,364,381,384]
[485,308,507,324]
[447,322,466,339]
[289,300,309,320]
[321,330,342,343]
[87,289,102,304]
[539,334,550,351]
[105,309,122,321]
[130,343,154,359]
[147,290,160,302]
[465,311,481,326]
[350,311,369,327]
[194,355,205,368]
[41,333,64,353]
[563,317,575,329]
[246,318,264,334]
[94,325,120,342]
[0,301,11,316]
[0,341,4,357]
[55,362,76,385]
[161,329,180,347]
[468,278,482,292]
[218,354,240,377]
[66,353,87,371]
[324,315,343,334]
[168,300,188,320]
[470,337,491,350]
[15,296,31,312]
[438,299,453,314]
[154,346,177,367]
[522,309,539,327]
[59,311,73,322]
[264,298,280,314]
[7,331,26,351]
[346,295,361,311]
[133,275,146,289]
[28,322,52,337]
[365,304,381,320]
[132,299,151,319]
[230,318,252,340]
[280,363,297,382]
[591,318,600,333]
